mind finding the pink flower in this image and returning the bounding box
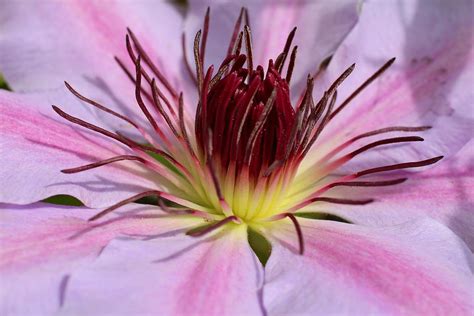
[1,0,473,315]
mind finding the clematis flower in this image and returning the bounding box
[1,0,473,315]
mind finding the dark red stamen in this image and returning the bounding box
[275,27,297,73]
[182,33,198,85]
[88,190,162,221]
[308,197,374,205]
[200,7,210,66]
[343,136,424,160]
[227,8,246,56]
[329,57,396,122]
[127,27,178,99]
[285,213,305,255]
[61,155,144,174]
[187,215,238,237]
[356,156,443,177]
[286,46,298,83]
[330,178,407,187]
[243,25,254,74]
[64,81,139,129]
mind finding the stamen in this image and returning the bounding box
[61,155,144,174]
[88,190,162,221]
[307,197,374,205]
[206,129,232,215]
[194,30,204,93]
[134,56,163,133]
[356,156,443,177]
[178,92,196,157]
[329,57,396,121]
[158,199,195,216]
[330,178,407,187]
[285,213,305,255]
[52,105,127,145]
[244,88,277,165]
[244,25,254,74]
[324,136,425,171]
[275,27,297,73]
[227,8,245,56]
[286,46,298,83]
[200,7,210,66]
[151,79,180,138]
[319,126,432,163]
[186,215,238,237]
[182,33,198,85]
[352,126,432,142]
[127,27,178,99]
[64,81,139,129]
[125,35,178,118]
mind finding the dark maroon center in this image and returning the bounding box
[196,55,295,179]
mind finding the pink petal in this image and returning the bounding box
[60,225,264,315]
[263,218,474,315]
[185,0,359,95]
[0,90,158,207]
[0,202,202,315]
[317,0,473,162]
[317,139,474,250]
[0,0,194,113]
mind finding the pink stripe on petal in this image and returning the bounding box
[0,203,202,315]
[0,91,158,207]
[60,225,264,315]
[316,0,473,164]
[264,219,474,315]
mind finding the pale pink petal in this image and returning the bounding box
[263,218,474,315]
[0,0,195,113]
[317,0,473,163]
[60,225,264,315]
[185,0,359,95]
[314,139,474,250]
[0,90,159,207]
[0,202,202,315]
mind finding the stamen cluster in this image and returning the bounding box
[53,8,442,254]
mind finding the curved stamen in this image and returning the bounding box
[61,155,144,174]
[181,33,198,85]
[289,155,442,212]
[328,57,396,122]
[244,88,277,165]
[127,27,178,99]
[227,8,246,56]
[323,136,424,172]
[187,215,239,237]
[275,26,297,73]
[307,197,374,205]
[52,105,128,145]
[88,190,162,221]
[356,156,443,177]
[318,126,432,165]
[206,129,232,215]
[64,81,139,129]
[200,7,210,66]
[194,30,204,93]
[151,79,181,139]
[243,25,254,74]
[286,46,298,84]
[330,178,407,187]
[285,213,305,255]
[134,56,164,134]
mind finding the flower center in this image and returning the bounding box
[53,7,442,255]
